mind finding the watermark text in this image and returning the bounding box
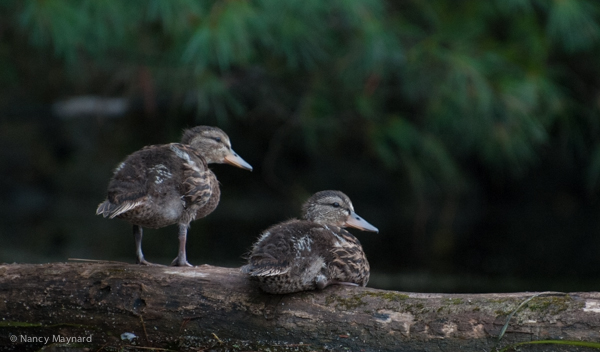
[9,334,92,344]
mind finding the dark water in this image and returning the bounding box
[1,109,599,293]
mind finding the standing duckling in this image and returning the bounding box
[242,190,378,294]
[96,126,252,266]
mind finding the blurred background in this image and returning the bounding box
[1,0,600,293]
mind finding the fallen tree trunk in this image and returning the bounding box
[0,262,599,351]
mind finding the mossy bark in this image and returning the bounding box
[0,263,599,351]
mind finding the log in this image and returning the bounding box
[0,262,599,351]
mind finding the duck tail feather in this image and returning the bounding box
[241,262,290,277]
[96,199,142,218]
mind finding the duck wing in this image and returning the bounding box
[96,145,167,219]
[242,220,317,277]
[96,143,213,219]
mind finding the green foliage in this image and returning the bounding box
[3,0,600,197]
[546,0,600,53]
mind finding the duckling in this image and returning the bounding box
[241,190,378,294]
[96,126,252,266]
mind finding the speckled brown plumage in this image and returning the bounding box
[97,126,252,266]
[241,190,378,294]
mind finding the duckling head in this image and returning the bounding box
[182,126,252,171]
[301,190,378,232]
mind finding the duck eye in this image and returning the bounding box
[332,202,340,208]
[213,137,222,143]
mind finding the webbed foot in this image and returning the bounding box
[137,258,162,266]
[171,256,193,267]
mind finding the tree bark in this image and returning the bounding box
[0,262,599,351]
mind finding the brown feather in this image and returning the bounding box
[95,126,249,266]
[243,191,374,294]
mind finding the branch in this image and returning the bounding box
[0,263,598,351]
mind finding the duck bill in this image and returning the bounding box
[224,150,253,171]
[345,211,379,233]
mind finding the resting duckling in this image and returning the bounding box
[96,126,252,266]
[242,190,378,294]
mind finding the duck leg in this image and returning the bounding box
[171,223,193,267]
[133,225,156,265]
